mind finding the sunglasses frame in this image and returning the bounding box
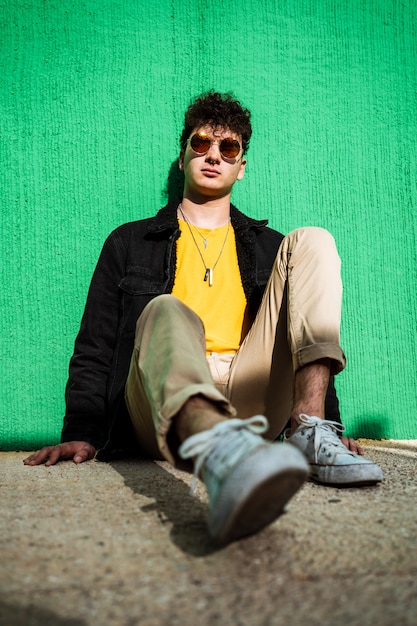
[187,132,242,159]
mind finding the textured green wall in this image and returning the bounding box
[1,0,416,449]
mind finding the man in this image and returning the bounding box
[24,92,383,546]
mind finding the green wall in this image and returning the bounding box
[1,0,416,449]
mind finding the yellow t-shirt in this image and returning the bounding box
[172,219,247,354]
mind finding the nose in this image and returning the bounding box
[205,141,221,164]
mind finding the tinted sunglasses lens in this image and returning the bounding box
[220,139,241,158]
[190,134,211,153]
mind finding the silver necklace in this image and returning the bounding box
[178,205,230,248]
[178,205,231,287]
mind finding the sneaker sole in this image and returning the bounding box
[208,444,309,546]
[310,462,384,486]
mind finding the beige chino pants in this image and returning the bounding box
[125,227,346,465]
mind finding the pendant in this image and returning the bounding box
[203,239,208,248]
[204,268,213,286]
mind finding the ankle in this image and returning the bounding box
[174,396,227,443]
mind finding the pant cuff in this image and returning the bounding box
[155,384,236,466]
[293,343,346,375]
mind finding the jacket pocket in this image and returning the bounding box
[119,266,165,296]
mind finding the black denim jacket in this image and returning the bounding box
[62,200,340,455]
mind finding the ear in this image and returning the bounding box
[236,157,247,181]
[179,150,185,170]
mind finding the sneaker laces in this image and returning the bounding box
[298,413,348,464]
[179,416,268,493]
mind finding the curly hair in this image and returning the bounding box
[180,91,252,154]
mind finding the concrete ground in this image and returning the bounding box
[0,440,416,626]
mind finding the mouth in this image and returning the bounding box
[201,168,221,177]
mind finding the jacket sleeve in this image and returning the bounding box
[61,229,127,448]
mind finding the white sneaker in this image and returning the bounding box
[179,416,309,546]
[285,414,384,486]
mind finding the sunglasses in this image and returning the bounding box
[187,133,242,159]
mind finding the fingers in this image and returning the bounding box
[353,439,364,455]
[73,444,96,464]
[23,442,96,466]
[340,436,364,456]
[44,446,67,466]
[23,447,55,466]
[23,445,64,466]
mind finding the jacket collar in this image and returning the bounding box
[147,199,268,234]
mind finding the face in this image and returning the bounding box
[179,125,247,200]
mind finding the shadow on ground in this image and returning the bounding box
[0,598,85,626]
[110,457,220,557]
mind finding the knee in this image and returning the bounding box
[145,294,179,311]
[138,294,182,322]
[291,226,335,244]
[285,227,339,257]
[136,294,202,333]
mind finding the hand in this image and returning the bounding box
[340,436,363,456]
[23,441,96,466]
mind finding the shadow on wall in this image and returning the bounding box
[0,598,85,626]
[348,413,391,440]
[163,158,184,202]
